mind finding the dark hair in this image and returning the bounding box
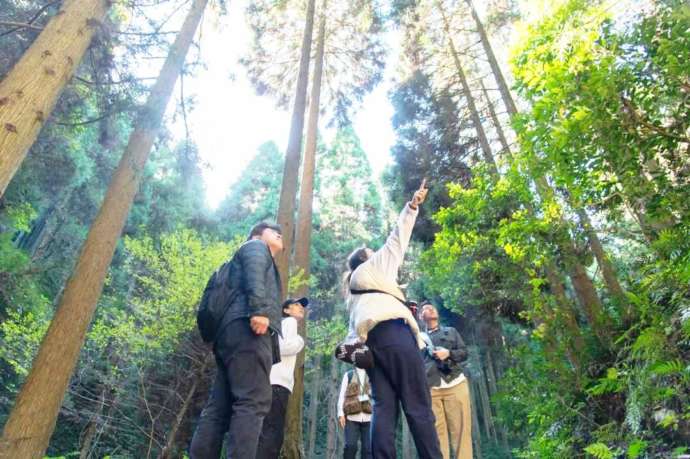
[347,247,369,272]
[342,247,370,297]
[248,222,282,241]
[417,300,438,317]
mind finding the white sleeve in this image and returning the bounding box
[336,373,349,418]
[365,204,418,282]
[279,318,305,357]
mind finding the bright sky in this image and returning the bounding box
[169,1,398,209]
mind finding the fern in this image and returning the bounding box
[626,439,647,459]
[584,442,614,459]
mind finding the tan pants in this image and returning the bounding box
[430,379,472,459]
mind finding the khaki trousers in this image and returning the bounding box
[430,379,472,459]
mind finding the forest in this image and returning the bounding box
[0,0,688,458]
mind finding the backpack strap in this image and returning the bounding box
[350,288,406,305]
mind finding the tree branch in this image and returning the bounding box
[0,1,60,37]
[0,21,43,32]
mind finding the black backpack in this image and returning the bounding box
[197,259,237,343]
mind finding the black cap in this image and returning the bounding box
[282,297,309,309]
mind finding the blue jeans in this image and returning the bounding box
[344,420,372,459]
[366,320,442,459]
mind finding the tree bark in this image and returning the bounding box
[281,5,326,459]
[283,6,325,457]
[274,0,316,300]
[0,0,110,197]
[470,378,482,453]
[575,206,631,321]
[326,361,339,459]
[465,0,517,116]
[480,79,510,157]
[476,362,496,441]
[437,3,497,175]
[0,2,208,457]
[306,365,321,459]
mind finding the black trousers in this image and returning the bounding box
[256,385,291,459]
[189,319,273,459]
[366,320,442,459]
[344,420,372,459]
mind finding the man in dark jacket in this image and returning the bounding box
[419,301,471,459]
[190,222,284,459]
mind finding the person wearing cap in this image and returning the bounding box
[256,297,308,459]
[419,301,471,459]
[342,180,442,459]
[190,222,284,459]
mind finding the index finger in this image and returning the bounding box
[419,178,427,190]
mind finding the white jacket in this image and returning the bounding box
[270,317,304,392]
[347,203,424,348]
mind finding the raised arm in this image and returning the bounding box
[365,179,428,279]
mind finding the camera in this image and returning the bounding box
[424,344,452,374]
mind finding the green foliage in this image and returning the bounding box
[584,442,618,459]
[414,1,690,457]
[307,317,348,359]
[103,229,238,359]
[243,0,386,123]
[216,141,284,239]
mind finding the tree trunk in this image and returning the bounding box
[480,79,510,157]
[306,364,321,458]
[575,206,631,320]
[474,53,590,364]
[469,378,482,454]
[485,350,509,451]
[274,0,316,300]
[476,363,496,441]
[437,3,497,175]
[542,263,584,373]
[465,0,517,116]
[0,2,207,457]
[484,349,498,397]
[158,355,211,459]
[326,361,339,459]
[567,259,611,344]
[0,0,110,197]
[467,0,612,345]
[283,7,325,457]
[293,0,326,299]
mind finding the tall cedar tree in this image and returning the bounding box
[286,3,327,455]
[0,1,208,456]
[0,0,110,197]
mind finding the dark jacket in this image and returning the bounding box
[423,326,468,387]
[219,239,283,337]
